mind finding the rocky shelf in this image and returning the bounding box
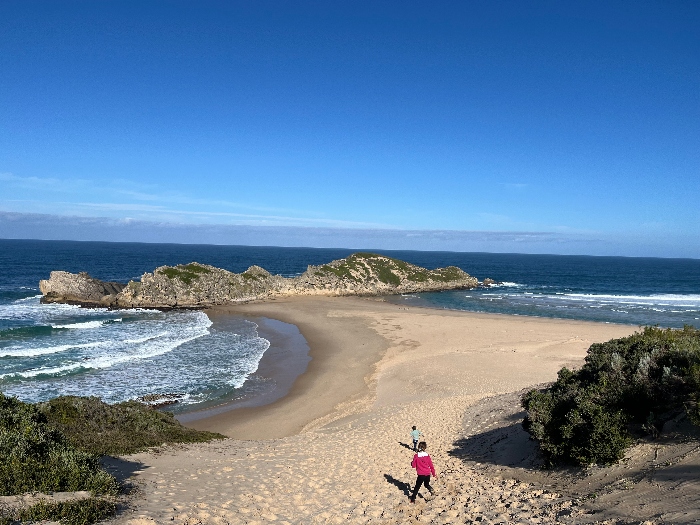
[39,252,481,308]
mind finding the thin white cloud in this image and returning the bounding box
[0,172,66,189]
[2,210,698,258]
[1,172,339,218]
[0,198,392,229]
[101,206,392,229]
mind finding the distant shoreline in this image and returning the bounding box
[182,295,634,440]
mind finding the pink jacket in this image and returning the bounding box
[411,452,436,476]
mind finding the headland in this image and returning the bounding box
[38,252,480,308]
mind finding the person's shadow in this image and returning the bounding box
[384,474,412,496]
[398,441,414,451]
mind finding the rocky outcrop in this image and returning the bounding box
[114,263,287,308]
[40,253,480,308]
[287,252,478,296]
[39,271,126,306]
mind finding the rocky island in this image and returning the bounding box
[39,252,480,308]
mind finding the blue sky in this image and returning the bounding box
[1,1,699,257]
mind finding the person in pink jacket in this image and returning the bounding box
[409,441,437,503]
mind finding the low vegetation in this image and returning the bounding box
[40,396,225,456]
[522,326,700,466]
[0,393,224,524]
[0,497,117,525]
[317,252,467,286]
[159,263,212,285]
[242,265,271,281]
[0,393,118,496]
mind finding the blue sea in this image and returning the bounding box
[1,239,699,410]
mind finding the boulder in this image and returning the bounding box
[39,271,126,306]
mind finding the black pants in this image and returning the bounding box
[410,475,433,500]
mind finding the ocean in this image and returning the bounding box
[1,239,699,410]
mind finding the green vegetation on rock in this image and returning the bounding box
[40,396,224,456]
[430,266,468,282]
[522,326,700,466]
[159,263,211,285]
[316,253,467,287]
[375,264,401,286]
[318,253,372,282]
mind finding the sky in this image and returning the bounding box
[1,1,699,257]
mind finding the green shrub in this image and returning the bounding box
[375,265,401,286]
[159,263,211,285]
[0,393,223,525]
[0,497,116,525]
[0,392,223,499]
[431,266,467,282]
[522,326,700,466]
[0,393,117,496]
[40,396,225,456]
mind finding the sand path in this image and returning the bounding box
[109,298,669,525]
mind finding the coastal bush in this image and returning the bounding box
[40,396,225,456]
[431,266,468,282]
[159,263,211,285]
[317,253,466,286]
[0,393,117,496]
[0,393,223,522]
[522,326,700,466]
[375,264,402,286]
[354,253,413,285]
[0,497,116,525]
[319,264,355,281]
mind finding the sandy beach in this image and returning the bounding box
[109,297,700,525]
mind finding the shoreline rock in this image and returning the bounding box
[39,253,480,309]
[39,271,126,306]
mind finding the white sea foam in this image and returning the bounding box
[122,332,168,344]
[88,331,209,370]
[52,319,121,329]
[222,332,271,390]
[478,291,700,308]
[0,361,86,379]
[1,296,158,322]
[0,341,104,358]
[562,293,700,303]
[2,310,212,382]
[2,302,276,408]
[15,294,43,302]
[491,281,523,288]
